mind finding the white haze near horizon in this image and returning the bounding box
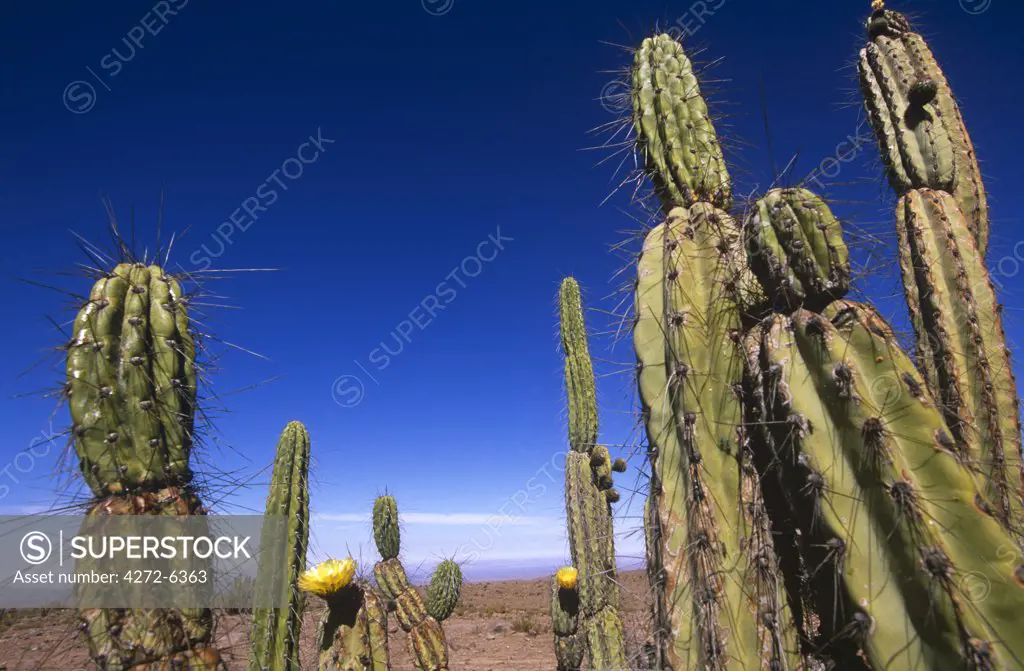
[309,510,646,582]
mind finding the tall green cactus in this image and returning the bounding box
[557,278,627,670]
[249,420,311,671]
[372,495,460,671]
[66,262,220,670]
[631,34,799,670]
[858,3,1023,550]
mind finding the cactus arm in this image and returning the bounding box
[895,190,1024,547]
[859,7,988,252]
[858,36,956,193]
[559,278,599,455]
[248,421,311,671]
[632,34,731,210]
[745,188,850,312]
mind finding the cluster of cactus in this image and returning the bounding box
[619,3,1024,669]
[372,495,462,671]
[551,277,628,670]
[298,495,462,671]
[66,262,222,670]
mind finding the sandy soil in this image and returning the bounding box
[0,571,653,670]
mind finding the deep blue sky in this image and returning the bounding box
[1,0,1022,580]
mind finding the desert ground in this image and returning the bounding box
[0,571,652,670]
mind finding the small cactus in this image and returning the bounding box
[550,571,584,671]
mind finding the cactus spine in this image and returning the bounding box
[371,495,459,671]
[248,421,311,671]
[858,4,1023,549]
[557,277,627,670]
[66,262,220,670]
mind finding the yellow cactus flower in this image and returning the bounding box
[555,566,578,590]
[297,557,357,597]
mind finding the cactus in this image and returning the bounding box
[615,8,1024,665]
[67,263,197,495]
[745,303,1024,668]
[557,278,627,669]
[550,569,584,671]
[66,262,220,670]
[248,421,311,671]
[891,190,1024,545]
[632,32,731,211]
[300,559,390,671]
[425,559,463,622]
[858,1,1023,548]
[744,188,851,312]
[634,201,801,670]
[371,495,459,671]
[858,4,988,252]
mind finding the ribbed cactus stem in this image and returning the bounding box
[635,204,799,670]
[557,277,626,669]
[747,303,1024,668]
[66,262,219,670]
[559,278,598,455]
[248,421,311,671]
[632,33,731,210]
[894,189,1024,548]
[67,263,197,495]
[425,559,463,622]
[744,187,850,312]
[373,495,401,561]
[858,7,988,252]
